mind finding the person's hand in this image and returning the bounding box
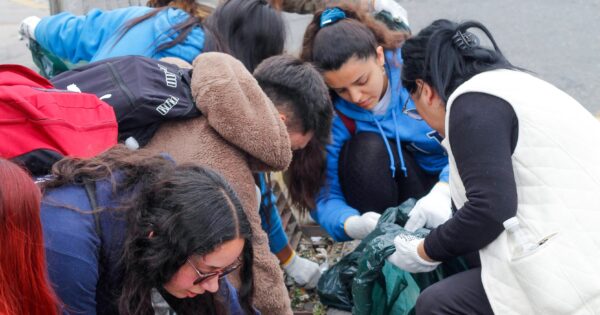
[344,211,381,240]
[404,182,451,232]
[18,16,41,40]
[386,234,440,273]
[373,0,409,26]
[282,251,322,289]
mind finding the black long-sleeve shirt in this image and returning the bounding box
[425,92,519,261]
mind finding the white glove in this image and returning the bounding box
[404,182,451,232]
[386,234,440,273]
[18,16,41,40]
[282,251,322,289]
[344,211,381,240]
[374,0,409,26]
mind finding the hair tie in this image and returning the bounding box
[452,29,480,50]
[320,7,346,28]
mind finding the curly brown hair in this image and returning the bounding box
[147,0,213,18]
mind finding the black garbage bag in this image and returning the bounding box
[317,199,469,314]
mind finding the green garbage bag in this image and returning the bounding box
[370,262,420,315]
[317,199,469,314]
[28,38,74,79]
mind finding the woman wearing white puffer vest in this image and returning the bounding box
[385,19,600,314]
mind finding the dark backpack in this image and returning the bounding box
[51,56,201,147]
[335,108,357,134]
[0,64,118,176]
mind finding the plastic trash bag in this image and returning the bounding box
[317,199,468,314]
[28,38,74,79]
[369,262,420,315]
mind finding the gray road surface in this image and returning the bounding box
[0,0,48,68]
[401,0,600,115]
[2,0,599,114]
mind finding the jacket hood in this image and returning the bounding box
[190,52,292,170]
[333,49,412,178]
[0,64,53,88]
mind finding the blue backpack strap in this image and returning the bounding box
[335,108,356,135]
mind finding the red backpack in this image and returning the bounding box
[0,64,118,175]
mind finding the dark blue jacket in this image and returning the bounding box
[41,179,248,315]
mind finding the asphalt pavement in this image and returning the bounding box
[0,0,48,68]
[401,0,600,115]
[2,0,599,114]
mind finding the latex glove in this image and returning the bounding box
[344,211,381,240]
[386,234,440,273]
[374,0,409,26]
[18,16,41,40]
[282,251,322,289]
[404,182,451,232]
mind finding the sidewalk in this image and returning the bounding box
[0,0,49,67]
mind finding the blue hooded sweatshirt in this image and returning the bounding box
[311,49,449,241]
[34,7,205,64]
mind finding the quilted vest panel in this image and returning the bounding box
[443,69,600,314]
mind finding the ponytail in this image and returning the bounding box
[285,139,328,211]
[301,5,408,70]
[401,19,519,102]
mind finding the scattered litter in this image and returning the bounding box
[288,235,360,314]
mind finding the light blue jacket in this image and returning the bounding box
[35,7,205,64]
[312,49,449,241]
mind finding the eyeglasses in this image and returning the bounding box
[187,257,242,285]
[401,95,423,121]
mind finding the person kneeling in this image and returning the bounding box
[39,146,257,315]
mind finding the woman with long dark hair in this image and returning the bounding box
[139,51,330,304]
[301,6,450,242]
[39,146,255,315]
[386,19,600,314]
[19,0,284,69]
[0,159,61,315]
[202,0,285,72]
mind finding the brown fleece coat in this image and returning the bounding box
[146,53,293,315]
